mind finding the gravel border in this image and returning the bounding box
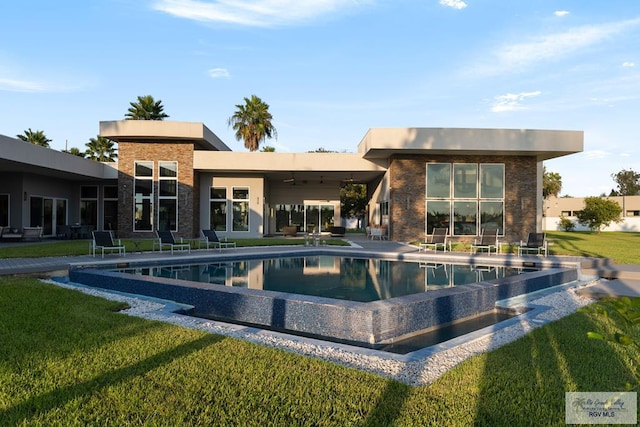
[46,279,597,386]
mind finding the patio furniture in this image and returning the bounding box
[282,226,298,236]
[91,230,125,258]
[0,226,23,241]
[419,227,448,252]
[369,225,387,240]
[470,228,499,255]
[517,232,548,257]
[198,229,236,251]
[22,227,43,241]
[154,230,191,254]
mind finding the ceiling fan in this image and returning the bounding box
[283,173,296,184]
[342,174,355,183]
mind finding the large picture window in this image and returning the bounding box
[134,161,153,231]
[158,161,177,231]
[80,186,98,230]
[210,187,227,231]
[426,163,504,236]
[103,186,118,231]
[232,187,249,232]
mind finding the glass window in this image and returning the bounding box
[135,162,153,177]
[158,199,177,231]
[104,186,118,199]
[480,201,504,234]
[426,200,450,234]
[134,161,153,231]
[103,186,117,231]
[0,194,8,227]
[159,162,177,177]
[210,187,227,231]
[426,163,451,198]
[480,164,504,199]
[80,186,98,199]
[453,201,477,235]
[158,161,178,231]
[453,164,477,199]
[211,187,226,199]
[275,204,304,232]
[56,199,67,227]
[80,186,98,229]
[232,187,249,232]
[320,205,335,232]
[305,205,319,233]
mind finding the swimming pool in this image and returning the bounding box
[113,256,535,302]
[68,250,580,348]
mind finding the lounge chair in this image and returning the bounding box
[91,231,125,258]
[198,229,236,251]
[419,227,448,252]
[517,232,548,257]
[154,230,191,254]
[470,228,499,255]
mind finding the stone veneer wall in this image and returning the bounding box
[117,141,195,239]
[388,155,537,243]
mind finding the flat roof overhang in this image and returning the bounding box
[100,120,231,152]
[194,151,387,183]
[0,134,117,181]
[358,128,584,161]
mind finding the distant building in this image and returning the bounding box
[543,195,640,232]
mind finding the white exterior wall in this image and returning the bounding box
[543,216,640,232]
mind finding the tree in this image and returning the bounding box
[227,94,277,152]
[62,147,86,157]
[16,128,51,148]
[576,196,622,233]
[85,136,117,162]
[125,95,169,120]
[340,183,367,228]
[611,168,640,196]
[543,167,562,199]
[260,146,276,152]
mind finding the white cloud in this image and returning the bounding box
[623,61,636,67]
[152,0,371,27]
[554,10,569,17]
[474,17,640,76]
[439,0,467,10]
[584,149,610,160]
[490,90,541,112]
[208,67,230,78]
[0,77,76,93]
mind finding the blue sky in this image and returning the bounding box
[1,0,639,197]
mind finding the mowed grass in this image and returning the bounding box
[0,237,350,259]
[1,231,640,424]
[1,277,638,426]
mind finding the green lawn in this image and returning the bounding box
[1,231,639,425]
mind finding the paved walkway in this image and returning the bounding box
[1,235,639,298]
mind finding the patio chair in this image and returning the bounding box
[91,230,125,258]
[517,232,548,257]
[198,229,236,251]
[470,228,499,255]
[153,230,191,254]
[419,227,448,252]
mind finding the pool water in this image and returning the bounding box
[115,255,535,303]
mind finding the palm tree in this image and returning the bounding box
[16,128,51,147]
[62,147,87,158]
[85,136,117,162]
[125,95,169,120]
[227,94,277,152]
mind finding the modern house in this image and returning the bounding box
[0,121,583,244]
